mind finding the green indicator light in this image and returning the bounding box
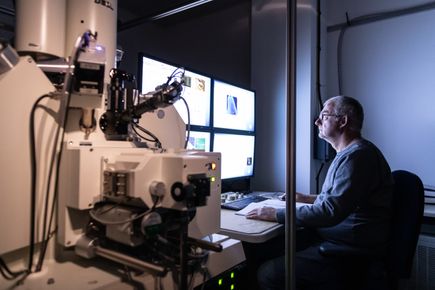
[231,272,235,279]
[231,284,235,290]
[218,278,223,286]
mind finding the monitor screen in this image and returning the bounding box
[212,133,255,180]
[213,80,255,132]
[139,54,211,127]
[186,131,211,151]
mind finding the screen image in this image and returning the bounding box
[186,131,211,151]
[212,133,255,179]
[140,55,211,127]
[213,80,255,132]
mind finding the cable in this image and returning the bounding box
[131,123,162,148]
[179,96,191,149]
[166,67,185,85]
[316,0,324,110]
[28,94,52,273]
[0,257,27,280]
[131,123,157,142]
[35,93,71,272]
[315,162,325,195]
[333,1,435,94]
[130,127,152,142]
[34,96,63,272]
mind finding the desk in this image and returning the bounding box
[219,209,284,243]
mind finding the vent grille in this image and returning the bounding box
[405,234,435,290]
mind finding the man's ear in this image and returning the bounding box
[339,115,348,129]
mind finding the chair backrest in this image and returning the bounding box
[388,170,424,279]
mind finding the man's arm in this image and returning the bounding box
[296,193,316,204]
[245,192,317,223]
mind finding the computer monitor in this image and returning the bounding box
[212,133,255,180]
[139,54,211,127]
[213,79,255,132]
[186,130,211,151]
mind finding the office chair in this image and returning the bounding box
[318,170,424,290]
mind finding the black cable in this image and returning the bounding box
[35,73,75,273]
[336,27,347,95]
[28,94,51,273]
[0,266,14,280]
[0,257,27,280]
[35,102,62,272]
[314,0,331,186]
[315,162,325,195]
[179,96,191,149]
[166,67,185,86]
[316,0,324,109]
[131,124,156,142]
[132,123,162,148]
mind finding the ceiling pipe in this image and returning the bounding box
[118,0,214,32]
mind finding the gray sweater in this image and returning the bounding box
[277,139,393,249]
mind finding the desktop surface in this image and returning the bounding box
[219,191,286,243]
[219,209,284,243]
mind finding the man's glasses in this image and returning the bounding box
[319,112,342,121]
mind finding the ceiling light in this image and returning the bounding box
[149,0,214,20]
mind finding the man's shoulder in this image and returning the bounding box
[346,139,382,157]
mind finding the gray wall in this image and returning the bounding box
[295,0,322,195]
[250,0,288,192]
[326,0,435,187]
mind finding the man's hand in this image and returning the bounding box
[245,206,277,222]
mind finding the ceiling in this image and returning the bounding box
[117,0,243,31]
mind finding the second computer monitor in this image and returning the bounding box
[213,80,255,132]
[213,133,255,180]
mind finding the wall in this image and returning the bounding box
[250,0,288,192]
[117,2,251,88]
[326,0,435,187]
[295,0,322,195]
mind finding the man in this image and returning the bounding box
[247,96,393,290]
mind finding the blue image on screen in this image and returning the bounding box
[226,95,238,115]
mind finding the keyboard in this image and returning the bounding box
[221,195,269,211]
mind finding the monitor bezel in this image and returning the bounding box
[211,130,256,181]
[211,78,256,133]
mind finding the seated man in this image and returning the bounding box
[246,95,393,290]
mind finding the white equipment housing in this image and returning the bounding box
[0,0,246,288]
